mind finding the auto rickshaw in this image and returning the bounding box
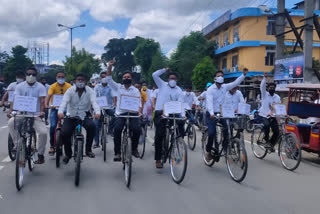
[285,84,320,157]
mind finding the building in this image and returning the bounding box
[202,7,320,81]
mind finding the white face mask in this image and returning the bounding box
[76,82,85,89]
[26,75,36,84]
[101,77,108,84]
[57,78,65,85]
[168,80,177,88]
[16,78,24,83]
[216,76,224,84]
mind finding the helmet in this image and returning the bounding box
[206,82,212,88]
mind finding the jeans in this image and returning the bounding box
[94,109,115,145]
[49,109,58,148]
[256,115,279,145]
[206,111,228,153]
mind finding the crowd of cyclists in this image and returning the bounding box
[0,60,285,180]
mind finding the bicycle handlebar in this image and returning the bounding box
[115,114,141,118]
[161,115,186,121]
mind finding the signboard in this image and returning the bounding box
[221,104,235,118]
[8,91,14,102]
[164,101,183,115]
[238,103,251,115]
[119,95,140,113]
[52,95,64,107]
[13,95,38,113]
[96,96,108,107]
[202,10,231,36]
[274,104,287,116]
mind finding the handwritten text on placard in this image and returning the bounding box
[52,95,64,107]
[164,101,183,115]
[119,95,140,113]
[96,96,108,107]
[13,95,38,113]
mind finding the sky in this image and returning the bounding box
[0,0,301,65]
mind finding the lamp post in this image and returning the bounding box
[57,24,86,73]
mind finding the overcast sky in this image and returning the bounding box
[0,0,300,65]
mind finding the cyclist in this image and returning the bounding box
[93,71,116,149]
[134,82,148,111]
[205,68,248,162]
[183,85,199,123]
[224,86,245,113]
[152,68,185,168]
[58,73,100,164]
[256,72,281,150]
[106,61,142,161]
[8,67,48,164]
[0,71,25,107]
[40,77,50,125]
[45,71,71,155]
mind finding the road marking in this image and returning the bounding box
[1,126,8,129]
[2,156,11,163]
[0,166,4,170]
[0,194,3,200]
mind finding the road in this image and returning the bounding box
[0,112,319,214]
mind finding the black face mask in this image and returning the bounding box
[269,89,275,95]
[122,79,132,85]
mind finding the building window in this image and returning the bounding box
[223,31,229,46]
[266,16,276,35]
[265,52,275,66]
[233,25,239,42]
[222,58,227,71]
[232,55,238,67]
[215,36,220,48]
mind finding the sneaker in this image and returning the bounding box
[34,154,45,164]
[132,149,140,158]
[205,152,213,162]
[48,147,55,156]
[155,160,163,168]
[113,154,121,162]
[93,144,100,149]
[63,156,71,164]
[86,151,95,158]
[45,120,49,126]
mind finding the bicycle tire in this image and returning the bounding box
[161,129,170,164]
[27,133,36,171]
[245,120,254,133]
[8,133,16,161]
[102,124,107,162]
[279,133,301,171]
[138,125,146,159]
[201,130,215,166]
[170,137,188,184]
[187,124,197,151]
[75,139,83,186]
[55,129,62,168]
[15,140,25,191]
[124,136,132,188]
[251,126,268,159]
[226,138,248,183]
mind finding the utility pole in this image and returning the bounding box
[276,0,285,59]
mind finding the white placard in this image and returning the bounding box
[274,104,287,116]
[96,96,108,107]
[13,95,38,113]
[221,104,235,118]
[119,95,140,113]
[238,103,251,115]
[52,95,64,107]
[8,91,14,102]
[164,101,183,115]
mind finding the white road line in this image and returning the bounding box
[1,125,8,129]
[0,166,4,170]
[0,194,3,200]
[2,156,11,163]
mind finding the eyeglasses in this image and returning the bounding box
[26,73,36,76]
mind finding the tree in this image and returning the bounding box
[0,51,9,77]
[63,47,101,81]
[2,45,32,83]
[147,51,168,84]
[38,64,65,84]
[169,31,216,87]
[192,56,216,90]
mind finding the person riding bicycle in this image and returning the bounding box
[205,68,248,162]
[8,67,48,164]
[0,71,25,107]
[106,60,142,161]
[40,77,50,125]
[93,71,116,149]
[256,72,281,150]
[152,68,185,168]
[183,85,199,123]
[58,73,100,164]
[224,86,245,113]
[45,71,71,155]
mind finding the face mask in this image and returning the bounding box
[26,75,36,84]
[57,78,65,85]
[269,89,275,95]
[101,77,108,84]
[186,92,191,96]
[122,79,132,85]
[168,80,177,88]
[216,76,224,84]
[76,82,85,89]
[16,78,24,83]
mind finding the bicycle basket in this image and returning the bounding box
[234,115,247,130]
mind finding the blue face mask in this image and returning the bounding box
[57,78,65,85]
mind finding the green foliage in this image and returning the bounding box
[2,45,32,83]
[64,47,101,81]
[192,56,216,90]
[38,64,65,84]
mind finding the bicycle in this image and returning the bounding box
[161,115,188,184]
[13,112,37,191]
[100,109,112,162]
[251,115,301,171]
[201,114,248,183]
[185,110,197,151]
[55,118,63,168]
[138,117,148,159]
[116,113,141,188]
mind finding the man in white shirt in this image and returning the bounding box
[183,86,199,123]
[58,73,101,163]
[224,86,245,112]
[106,61,142,161]
[257,73,281,148]
[0,71,25,106]
[205,69,248,161]
[40,77,50,125]
[8,67,47,164]
[152,68,185,168]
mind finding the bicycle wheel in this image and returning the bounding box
[101,124,107,162]
[55,129,62,168]
[15,140,25,191]
[138,126,146,159]
[201,129,215,166]
[161,129,170,164]
[75,139,83,186]
[245,120,254,133]
[170,137,188,184]
[279,133,301,171]
[123,136,132,188]
[226,138,248,183]
[187,124,197,151]
[251,126,267,159]
[27,133,36,171]
[8,133,16,161]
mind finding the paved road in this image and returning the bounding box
[0,112,319,214]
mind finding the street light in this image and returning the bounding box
[57,23,86,73]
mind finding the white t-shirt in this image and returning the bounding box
[224,90,245,111]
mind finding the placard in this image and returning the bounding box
[274,104,287,116]
[119,95,140,113]
[238,103,251,115]
[13,95,38,113]
[52,95,64,107]
[221,104,235,118]
[164,101,183,115]
[96,96,108,107]
[8,91,14,102]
